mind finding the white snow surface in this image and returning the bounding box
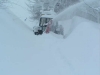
[0,8,100,75]
[7,0,35,28]
[53,0,100,22]
[0,0,100,75]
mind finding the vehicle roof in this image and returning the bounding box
[41,10,56,18]
[41,15,55,18]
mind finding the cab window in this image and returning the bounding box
[39,18,52,26]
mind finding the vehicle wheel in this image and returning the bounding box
[35,32,38,35]
[34,32,36,35]
[38,30,43,35]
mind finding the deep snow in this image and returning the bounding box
[0,0,100,75]
[7,0,35,28]
[0,8,100,75]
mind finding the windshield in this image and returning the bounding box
[39,17,52,26]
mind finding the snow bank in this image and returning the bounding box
[7,0,35,28]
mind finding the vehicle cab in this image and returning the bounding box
[33,10,56,35]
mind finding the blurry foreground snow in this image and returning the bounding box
[0,0,100,75]
[0,8,100,75]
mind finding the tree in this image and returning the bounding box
[27,0,42,20]
[27,0,58,20]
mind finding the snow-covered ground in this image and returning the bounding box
[0,0,100,75]
[7,0,36,28]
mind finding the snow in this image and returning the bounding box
[41,10,56,18]
[7,0,35,28]
[0,0,100,75]
[53,0,100,23]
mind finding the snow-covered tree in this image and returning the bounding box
[27,0,42,20]
[27,0,58,20]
